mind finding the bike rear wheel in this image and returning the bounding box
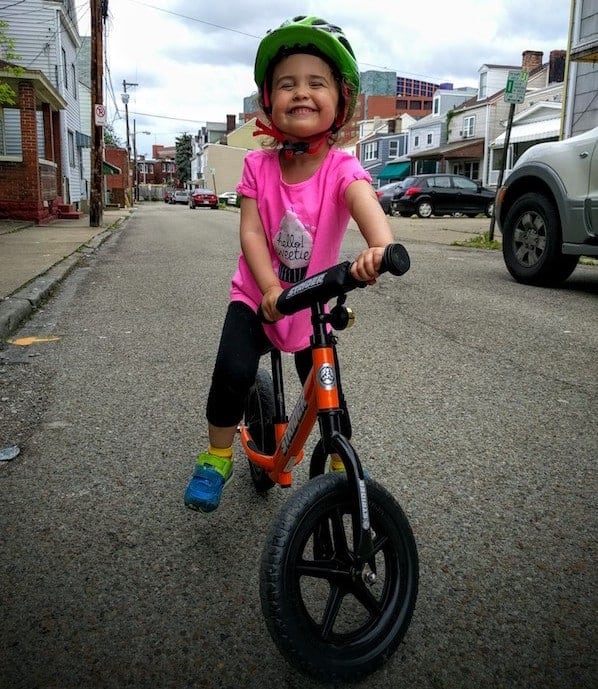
[260,473,418,682]
[243,368,276,493]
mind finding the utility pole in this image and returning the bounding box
[121,80,138,206]
[89,0,104,227]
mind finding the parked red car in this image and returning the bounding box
[189,188,218,209]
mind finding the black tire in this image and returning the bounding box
[260,473,418,682]
[416,199,433,218]
[243,369,275,493]
[502,192,578,285]
[398,211,412,218]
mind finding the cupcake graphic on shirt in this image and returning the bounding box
[274,210,314,283]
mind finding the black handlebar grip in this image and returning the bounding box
[381,243,410,276]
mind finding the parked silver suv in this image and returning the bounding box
[496,126,598,285]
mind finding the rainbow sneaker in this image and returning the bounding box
[184,453,233,513]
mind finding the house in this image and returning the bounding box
[406,85,478,175]
[562,0,598,136]
[0,0,87,222]
[358,114,415,185]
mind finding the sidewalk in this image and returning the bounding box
[0,208,132,340]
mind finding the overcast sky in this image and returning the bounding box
[78,0,572,157]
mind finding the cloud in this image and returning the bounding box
[91,0,571,155]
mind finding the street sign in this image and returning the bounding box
[94,104,106,125]
[504,70,528,104]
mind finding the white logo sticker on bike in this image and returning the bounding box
[317,364,336,390]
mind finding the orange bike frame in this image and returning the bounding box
[239,344,340,488]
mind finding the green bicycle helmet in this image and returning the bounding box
[254,16,360,128]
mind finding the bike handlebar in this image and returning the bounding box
[274,242,410,317]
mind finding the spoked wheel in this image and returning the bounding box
[243,368,275,493]
[260,473,418,682]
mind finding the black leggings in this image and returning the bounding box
[206,301,312,427]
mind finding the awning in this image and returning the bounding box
[103,160,121,175]
[492,118,561,147]
[377,161,410,180]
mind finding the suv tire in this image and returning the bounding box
[502,192,578,286]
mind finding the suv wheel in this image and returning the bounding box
[502,192,578,286]
[416,200,433,218]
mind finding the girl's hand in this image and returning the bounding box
[261,285,284,322]
[350,246,386,284]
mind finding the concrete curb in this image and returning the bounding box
[0,230,114,341]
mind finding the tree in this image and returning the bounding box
[175,133,192,185]
[0,20,22,106]
[104,123,123,147]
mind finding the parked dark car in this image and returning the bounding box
[189,188,218,209]
[376,181,403,215]
[391,174,495,218]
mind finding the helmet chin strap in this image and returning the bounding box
[253,118,332,159]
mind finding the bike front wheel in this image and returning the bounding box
[260,473,418,682]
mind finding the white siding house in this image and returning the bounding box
[2,0,84,206]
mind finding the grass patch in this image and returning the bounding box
[452,231,501,250]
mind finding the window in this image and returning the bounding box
[411,100,422,110]
[71,64,77,98]
[427,133,433,145]
[463,115,475,138]
[62,48,68,89]
[389,140,398,157]
[453,175,477,191]
[396,99,408,110]
[433,176,451,188]
[479,71,487,99]
[414,135,419,148]
[363,141,379,162]
[68,130,75,167]
[433,97,440,115]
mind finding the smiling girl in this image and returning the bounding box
[184,16,396,513]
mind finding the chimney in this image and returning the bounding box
[549,50,566,83]
[226,114,236,133]
[522,50,543,74]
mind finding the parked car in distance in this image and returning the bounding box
[163,188,175,203]
[172,189,190,204]
[376,181,403,215]
[218,191,238,206]
[391,174,495,219]
[496,125,598,286]
[189,188,218,209]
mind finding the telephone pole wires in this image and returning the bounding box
[121,81,138,206]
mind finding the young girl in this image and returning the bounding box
[184,16,395,512]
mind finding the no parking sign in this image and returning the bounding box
[94,104,106,125]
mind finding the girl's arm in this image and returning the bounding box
[239,196,283,321]
[345,179,395,282]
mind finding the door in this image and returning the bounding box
[451,175,480,213]
[430,175,454,214]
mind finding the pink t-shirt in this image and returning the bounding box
[232,147,371,352]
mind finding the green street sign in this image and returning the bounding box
[505,70,528,104]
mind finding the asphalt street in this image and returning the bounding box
[0,203,596,689]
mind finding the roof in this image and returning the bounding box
[408,138,485,160]
[377,160,411,180]
[103,160,121,175]
[492,117,561,146]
